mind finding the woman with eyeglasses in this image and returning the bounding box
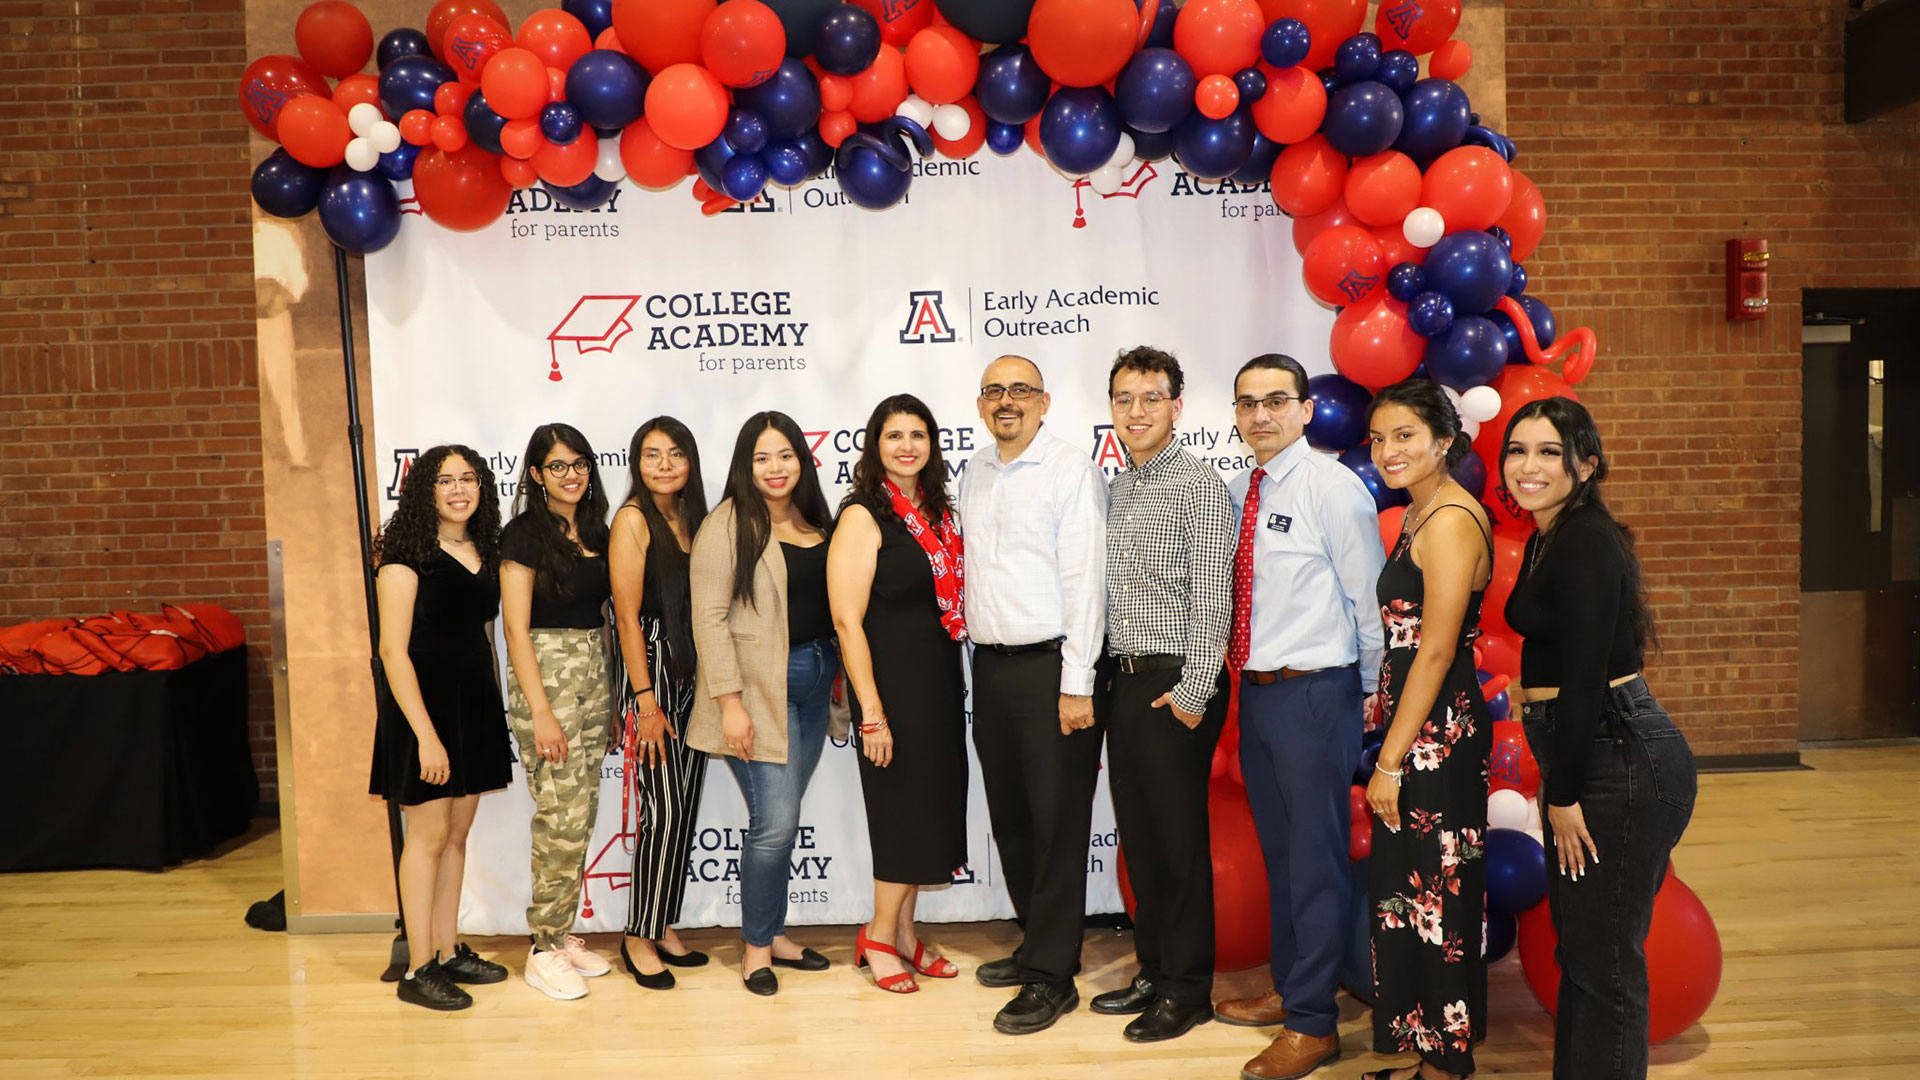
[607,417,711,989]
[500,422,615,1001]
[687,411,844,996]
[368,445,510,1011]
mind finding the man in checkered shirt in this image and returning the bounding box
[1089,346,1234,1044]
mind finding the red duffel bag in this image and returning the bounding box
[0,619,73,674]
[162,603,247,654]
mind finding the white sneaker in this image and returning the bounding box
[560,935,612,977]
[525,947,588,1000]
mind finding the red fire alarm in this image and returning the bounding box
[1726,239,1769,321]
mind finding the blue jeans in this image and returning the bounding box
[724,639,837,947]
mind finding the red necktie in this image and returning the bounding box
[1227,466,1265,673]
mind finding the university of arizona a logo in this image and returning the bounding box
[1383,1,1424,40]
[1091,425,1129,476]
[385,448,419,501]
[1338,269,1382,303]
[899,290,957,344]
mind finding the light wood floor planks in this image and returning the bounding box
[3,747,1917,1078]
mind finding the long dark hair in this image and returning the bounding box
[1500,397,1658,655]
[374,444,502,571]
[1367,379,1471,470]
[842,394,954,524]
[624,417,708,684]
[723,411,833,609]
[508,422,611,596]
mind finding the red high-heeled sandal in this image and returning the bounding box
[854,926,918,994]
[908,941,958,979]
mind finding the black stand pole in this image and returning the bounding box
[329,246,412,982]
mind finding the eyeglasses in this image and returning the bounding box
[1232,393,1306,415]
[433,474,480,491]
[979,383,1043,402]
[640,449,687,465]
[542,459,592,477]
[1110,392,1172,412]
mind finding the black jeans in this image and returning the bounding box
[1521,677,1697,1080]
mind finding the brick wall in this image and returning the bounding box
[1507,0,1920,757]
[0,0,272,796]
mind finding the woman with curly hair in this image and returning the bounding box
[368,444,511,1012]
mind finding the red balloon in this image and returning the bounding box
[480,47,551,120]
[427,0,510,61]
[1292,197,1353,256]
[619,117,695,187]
[1349,820,1373,862]
[534,129,599,186]
[700,0,786,89]
[275,95,352,167]
[1518,876,1723,1043]
[1472,363,1580,477]
[1330,294,1424,389]
[1488,719,1541,797]
[1345,150,1421,228]
[818,73,854,113]
[611,0,715,74]
[1174,0,1265,78]
[646,63,731,149]
[1303,224,1385,306]
[431,113,470,151]
[499,117,547,159]
[1250,64,1326,144]
[1195,74,1240,120]
[595,26,624,52]
[519,9,593,71]
[1258,0,1365,70]
[1030,0,1140,88]
[331,73,380,113]
[1377,505,1406,554]
[1371,222,1425,269]
[1270,133,1348,217]
[500,155,538,189]
[238,54,332,140]
[1372,0,1460,56]
[399,109,436,146]
[1477,632,1523,682]
[820,108,858,148]
[444,12,513,84]
[848,45,910,123]
[413,144,512,230]
[850,0,935,46]
[1478,534,1524,639]
[434,81,475,117]
[295,1,374,79]
[547,65,569,102]
[1421,146,1514,233]
[905,25,981,105]
[1430,38,1473,81]
[1498,170,1547,263]
[931,94,988,158]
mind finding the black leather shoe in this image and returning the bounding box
[975,955,1022,988]
[620,940,676,990]
[1123,996,1213,1043]
[397,960,473,1011]
[743,967,779,996]
[657,943,709,968]
[993,982,1079,1035]
[769,946,830,971]
[440,943,507,985]
[1090,976,1157,1015]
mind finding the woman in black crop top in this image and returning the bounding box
[1501,397,1695,1080]
[500,423,616,1002]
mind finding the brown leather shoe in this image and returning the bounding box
[1239,1029,1341,1080]
[1213,987,1287,1027]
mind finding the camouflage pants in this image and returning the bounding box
[506,628,612,951]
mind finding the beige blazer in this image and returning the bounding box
[686,499,846,763]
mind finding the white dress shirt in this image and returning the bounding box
[1226,436,1386,692]
[959,426,1109,696]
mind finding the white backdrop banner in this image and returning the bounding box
[365,151,1335,936]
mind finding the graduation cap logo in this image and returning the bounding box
[1069,161,1161,229]
[547,294,641,382]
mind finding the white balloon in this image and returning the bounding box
[1461,416,1480,442]
[347,102,385,139]
[1404,206,1445,248]
[1488,788,1532,831]
[1460,384,1502,423]
[895,95,935,130]
[931,103,971,141]
[1089,164,1125,195]
[594,137,626,182]
[368,121,402,155]
[1108,131,1135,168]
[343,137,380,173]
[1524,826,1546,846]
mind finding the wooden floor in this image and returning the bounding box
[4,747,1918,1078]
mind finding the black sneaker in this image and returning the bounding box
[993,982,1079,1035]
[441,943,508,985]
[397,960,474,1011]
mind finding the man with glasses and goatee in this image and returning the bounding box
[959,354,1109,1037]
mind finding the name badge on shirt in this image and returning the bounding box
[1266,512,1293,533]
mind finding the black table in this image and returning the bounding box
[0,648,257,871]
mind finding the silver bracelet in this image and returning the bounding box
[1374,763,1404,781]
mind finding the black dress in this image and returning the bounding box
[1369,505,1493,1075]
[368,547,513,806]
[847,495,968,885]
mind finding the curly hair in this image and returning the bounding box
[373,444,502,571]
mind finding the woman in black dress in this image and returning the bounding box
[827,394,968,995]
[1362,381,1494,1080]
[608,417,711,989]
[368,444,512,1011]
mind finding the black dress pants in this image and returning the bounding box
[972,647,1105,987]
[1100,660,1228,1006]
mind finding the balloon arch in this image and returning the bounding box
[242,0,1718,1041]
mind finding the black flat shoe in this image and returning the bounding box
[396,960,473,1011]
[769,946,829,971]
[1123,996,1212,1043]
[657,944,709,968]
[620,940,676,990]
[974,955,1022,988]
[743,967,779,996]
[993,982,1079,1036]
[1090,976,1157,1015]
[440,943,508,985]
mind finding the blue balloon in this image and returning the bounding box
[1235,66,1268,104]
[736,59,822,140]
[540,102,582,145]
[1395,78,1472,164]
[1489,310,1526,365]
[1452,451,1487,501]
[793,130,834,178]
[565,49,648,131]
[1172,108,1254,180]
[317,168,401,254]
[1485,911,1517,963]
[1039,86,1122,176]
[814,4,880,76]
[1485,828,1548,916]
[1305,373,1371,452]
[722,154,770,202]
[1334,33,1382,84]
[976,44,1052,125]
[1128,125,1176,161]
[762,138,810,186]
[376,142,420,182]
[1407,291,1456,338]
[726,108,770,154]
[1320,68,1341,93]
[1423,230,1514,315]
[542,175,619,211]
[1355,742,1383,786]
[1506,264,1528,298]
[251,149,327,218]
[1262,17,1311,68]
[1114,48,1195,135]
[695,135,743,196]
[1377,49,1419,94]
[463,90,507,155]
[765,0,837,56]
[1339,445,1412,511]
[378,55,455,122]
[561,0,615,39]
[1425,315,1508,391]
[1486,224,1512,249]
[1518,295,1557,348]
[1146,0,1177,49]
[1231,131,1282,185]
[376,28,432,71]
[1463,124,1514,162]
[1387,262,1426,302]
[934,0,1037,45]
[1478,668,1511,720]
[985,120,1024,156]
[835,118,931,210]
[1324,80,1403,157]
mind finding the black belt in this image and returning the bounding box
[1112,653,1183,675]
[980,638,1063,656]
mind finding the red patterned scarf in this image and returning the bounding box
[884,478,966,642]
